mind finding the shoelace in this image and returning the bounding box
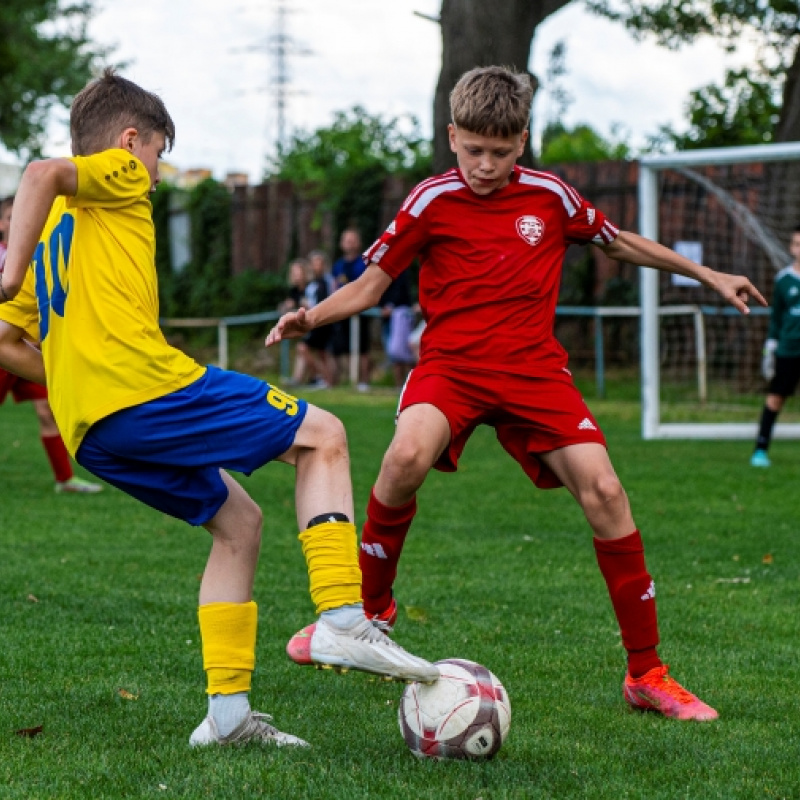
[639,666,697,704]
[350,617,399,647]
[369,615,393,634]
[238,712,282,741]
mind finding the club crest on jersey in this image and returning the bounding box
[516,215,545,246]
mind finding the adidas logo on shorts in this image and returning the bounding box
[578,418,597,431]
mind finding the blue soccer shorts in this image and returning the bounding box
[76,366,308,526]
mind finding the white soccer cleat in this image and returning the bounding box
[55,476,103,493]
[286,616,439,684]
[189,711,310,748]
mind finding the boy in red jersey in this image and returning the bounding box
[0,195,102,493]
[267,66,767,721]
[0,70,436,750]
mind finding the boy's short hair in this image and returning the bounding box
[450,66,533,138]
[70,68,176,156]
[0,195,13,214]
[340,227,361,242]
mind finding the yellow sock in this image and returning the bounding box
[298,521,361,614]
[198,601,257,695]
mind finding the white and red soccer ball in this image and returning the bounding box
[398,658,511,760]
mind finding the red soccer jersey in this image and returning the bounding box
[364,165,619,376]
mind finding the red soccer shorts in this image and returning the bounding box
[398,363,606,489]
[0,368,48,404]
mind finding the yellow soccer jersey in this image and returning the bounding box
[0,149,205,455]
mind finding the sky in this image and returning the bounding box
[13,1,755,182]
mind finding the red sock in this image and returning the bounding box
[41,434,73,483]
[594,530,662,679]
[359,489,416,615]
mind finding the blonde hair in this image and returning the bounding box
[450,66,533,137]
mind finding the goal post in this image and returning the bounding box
[639,142,800,440]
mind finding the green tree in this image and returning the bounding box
[153,179,287,321]
[270,106,431,248]
[540,122,629,164]
[650,67,781,150]
[585,0,800,143]
[151,179,231,318]
[0,0,110,158]
[431,1,800,169]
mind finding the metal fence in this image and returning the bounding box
[161,305,770,398]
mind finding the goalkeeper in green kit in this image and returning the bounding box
[751,226,800,467]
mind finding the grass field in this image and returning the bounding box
[1,388,799,800]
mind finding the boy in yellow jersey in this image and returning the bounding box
[0,69,436,748]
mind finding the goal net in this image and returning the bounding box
[640,142,800,439]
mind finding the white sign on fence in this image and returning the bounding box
[671,241,703,286]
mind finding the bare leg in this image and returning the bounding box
[291,343,310,385]
[373,403,451,505]
[32,398,60,437]
[541,443,635,540]
[276,404,353,529]
[360,404,451,616]
[542,442,666,681]
[200,470,263,604]
[766,393,785,412]
[280,403,438,682]
[200,407,354,605]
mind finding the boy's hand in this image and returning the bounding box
[265,307,312,347]
[708,272,767,314]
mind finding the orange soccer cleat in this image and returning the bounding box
[624,665,718,721]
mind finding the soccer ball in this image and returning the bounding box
[398,658,511,760]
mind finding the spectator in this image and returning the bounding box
[379,270,416,387]
[304,251,336,388]
[331,229,372,391]
[280,259,310,387]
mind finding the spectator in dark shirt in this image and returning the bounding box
[331,229,372,391]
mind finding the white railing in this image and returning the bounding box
[159,307,384,378]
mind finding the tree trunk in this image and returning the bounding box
[775,40,800,143]
[763,40,800,258]
[433,0,572,174]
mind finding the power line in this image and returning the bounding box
[267,1,312,151]
[231,1,312,163]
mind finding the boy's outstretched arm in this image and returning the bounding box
[600,230,767,315]
[0,159,77,301]
[0,321,45,385]
[265,263,391,346]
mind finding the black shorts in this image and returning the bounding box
[332,316,371,356]
[304,324,332,352]
[768,355,800,397]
